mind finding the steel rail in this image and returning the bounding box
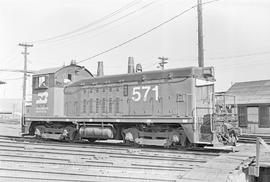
[0,167,174,182]
[0,135,224,156]
[0,146,208,163]
[0,158,190,172]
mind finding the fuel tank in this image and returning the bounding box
[79,126,114,139]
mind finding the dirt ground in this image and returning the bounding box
[0,119,20,136]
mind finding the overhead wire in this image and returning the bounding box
[119,50,270,71]
[77,0,219,64]
[207,50,270,60]
[2,77,23,81]
[143,60,161,70]
[168,50,270,64]
[28,0,142,44]
[0,47,20,65]
[35,0,158,46]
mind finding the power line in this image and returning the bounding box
[2,77,23,81]
[0,69,34,73]
[78,0,219,64]
[143,60,160,69]
[0,47,20,65]
[35,0,157,46]
[28,0,142,44]
[170,50,270,63]
[207,50,270,60]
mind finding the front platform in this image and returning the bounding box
[180,143,270,182]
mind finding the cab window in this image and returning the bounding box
[33,75,49,89]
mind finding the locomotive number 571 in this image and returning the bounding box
[131,85,159,102]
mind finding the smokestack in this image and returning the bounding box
[128,57,135,74]
[97,61,104,77]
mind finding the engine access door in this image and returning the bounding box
[195,79,214,143]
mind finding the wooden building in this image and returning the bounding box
[226,80,270,134]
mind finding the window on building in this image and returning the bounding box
[247,107,259,123]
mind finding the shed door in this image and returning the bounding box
[259,106,270,128]
[238,106,247,127]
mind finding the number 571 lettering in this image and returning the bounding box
[132,85,158,102]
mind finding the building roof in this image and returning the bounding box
[34,64,93,77]
[226,79,270,104]
[34,66,61,75]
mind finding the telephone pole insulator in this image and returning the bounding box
[19,43,33,133]
[158,57,168,70]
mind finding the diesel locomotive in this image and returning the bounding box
[22,59,231,147]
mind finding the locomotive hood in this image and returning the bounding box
[66,66,215,88]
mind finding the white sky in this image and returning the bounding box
[0,0,270,99]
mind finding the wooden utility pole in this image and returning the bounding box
[158,57,168,70]
[197,0,204,67]
[19,43,33,132]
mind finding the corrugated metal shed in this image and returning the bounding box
[226,80,270,104]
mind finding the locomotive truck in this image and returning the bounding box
[22,59,235,147]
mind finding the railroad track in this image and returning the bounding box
[0,135,225,182]
[0,135,231,154]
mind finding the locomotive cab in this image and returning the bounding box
[22,62,93,134]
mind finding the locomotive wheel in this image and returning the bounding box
[184,138,194,148]
[64,126,78,142]
[87,138,97,143]
[34,125,46,139]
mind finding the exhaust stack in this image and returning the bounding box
[128,57,135,74]
[97,61,104,77]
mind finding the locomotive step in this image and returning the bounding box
[39,133,63,140]
[135,138,169,147]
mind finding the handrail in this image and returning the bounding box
[249,137,270,177]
